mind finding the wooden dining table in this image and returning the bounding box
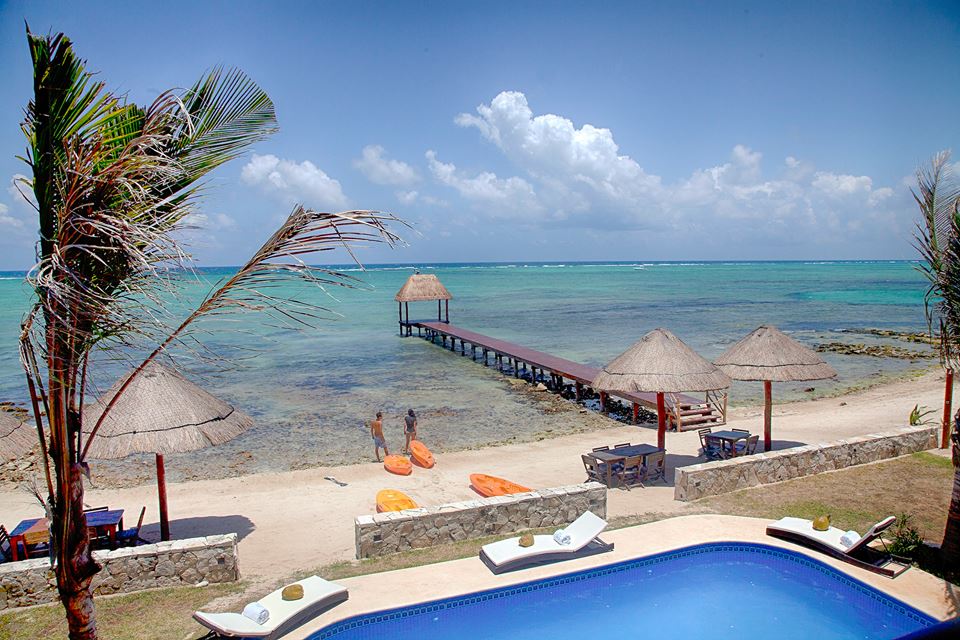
[590,444,662,487]
[8,509,125,561]
[706,430,751,458]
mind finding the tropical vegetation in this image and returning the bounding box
[17,29,398,639]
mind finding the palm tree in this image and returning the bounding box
[18,30,400,639]
[914,150,960,570]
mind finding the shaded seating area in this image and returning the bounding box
[3,505,148,562]
[582,442,667,489]
[479,511,613,574]
[698,427,759,460]
[766,515,909,578]
[194,575,348,638]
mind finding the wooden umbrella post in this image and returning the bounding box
[943,368,954,449]
[437,299,441,322]
[632,402,639,425]
[156,452,170,541]
[763,380,773,452]
[656,392,667,449]
[445,299,449,323]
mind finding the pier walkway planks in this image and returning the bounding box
[413,321,700,412]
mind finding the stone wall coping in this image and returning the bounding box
[355,482,604,524]
[0,533,237,575]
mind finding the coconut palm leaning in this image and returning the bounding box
[17,30,401,639]
[914,150,960,572]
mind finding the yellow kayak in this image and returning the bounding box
[376,489,417,512]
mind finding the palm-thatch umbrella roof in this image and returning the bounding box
[0,411,34,458]
[394,273,452,302]
[83,361,253,540]
[715,325,837,452]
[593,328,731,393]
[714,325,837,382]
[83,362,252,459]
[593,328,730,448]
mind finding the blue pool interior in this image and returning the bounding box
[310,543,936,640]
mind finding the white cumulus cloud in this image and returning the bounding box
[440,90,906,246]
[241,154,349,209]
[354,145,419,186]
[0,203,23,228]
[183,212,236,230]
[396,190,419,204]
[426,150,541,216]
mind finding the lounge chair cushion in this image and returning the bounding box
[482,511,607,568]
[194,575,347,638]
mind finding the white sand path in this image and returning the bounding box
[0,370,951,582]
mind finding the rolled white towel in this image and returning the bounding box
[242,602,270,625]
[553,528,571,545]
[839,530,861,549]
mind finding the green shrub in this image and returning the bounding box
[888,513,924,558]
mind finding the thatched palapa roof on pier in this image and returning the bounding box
[394,273,452,302]
[0,411,34,458]
[83,362,253,460]
[592,328,731,393]
[714,325,836,382]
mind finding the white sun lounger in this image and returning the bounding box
[193,575,348,638]
[766,515,908,578]
[480,511,613,574]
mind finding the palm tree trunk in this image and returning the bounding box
[54,463,99,640]
[941,408,960,570]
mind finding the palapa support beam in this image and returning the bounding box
[156,453,170,541]
[599,391,607,413]
[656,392,667,449]
[632,402,639,424]
[763,380,773,452]
[575,382,582,401]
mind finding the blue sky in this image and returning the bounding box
[0,1,958,269]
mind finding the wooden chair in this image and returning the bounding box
[736,435,760,456]
[698,429,721,459]
[592,446,610,452]
[613,442,630,449]
[83,506,108,513]
[614,455,644,490]
[642,451,667,484]
[581,455,606,485]
[732,428,750,434]
[23,527,50,559]
[117,507,148,547]
[0,525,13,561]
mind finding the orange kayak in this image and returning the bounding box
[376,489,417,512]
[470,473,532,497]
[384,455,412,476]
[410,440,435,468]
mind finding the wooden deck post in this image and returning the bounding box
[398,302,403,336]
[438,299,442,322]
[763,380,773,452]
[943,368,954,449]
[404,302,410,336]
[656,392,667,449]
[632,402,639,424]
[445,299,449,323]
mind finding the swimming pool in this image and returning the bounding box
[310,543,935,640]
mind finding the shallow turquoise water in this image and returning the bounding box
[0,261,934,478]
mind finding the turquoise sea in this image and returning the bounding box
[0,261,935,481]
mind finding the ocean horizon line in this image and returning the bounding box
[0,258,923,278]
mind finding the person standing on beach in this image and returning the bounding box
[403,408,417,453]
[370,411,388,462]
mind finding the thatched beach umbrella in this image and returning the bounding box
[0,412,35,458]
[394,273,453,333]
[593,328,731,449]
[715,325,836,452]
[84,362,253,540]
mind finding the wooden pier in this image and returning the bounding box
[410,320,726,430]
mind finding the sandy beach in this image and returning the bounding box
[0,368,951,584]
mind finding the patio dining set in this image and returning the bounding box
[0,505,147,563]
[581,442,667,490]
[699,427,759,460]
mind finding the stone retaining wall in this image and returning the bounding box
[0,533,239,610]
[355,483,606,559]
[674,425,938,501]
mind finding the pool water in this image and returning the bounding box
[311,543,935,640]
